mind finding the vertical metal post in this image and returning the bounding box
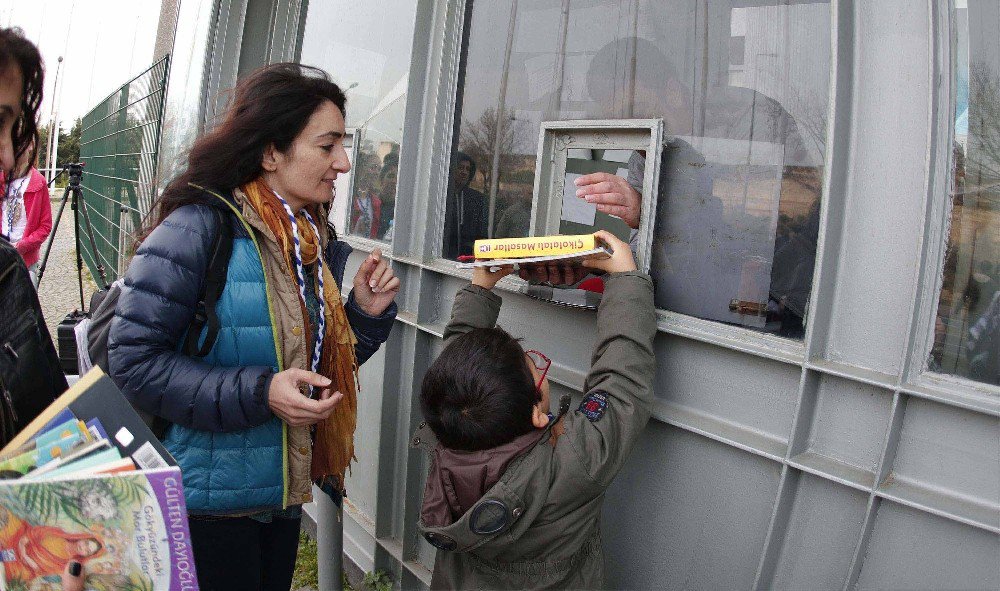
[547,0,571,118]
[46,57,64,181]
[315,485,344,591]
[487,0,518,238]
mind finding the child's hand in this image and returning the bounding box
[472,265,516,290]
[582,230,637,274]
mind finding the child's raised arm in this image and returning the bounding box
[568,231,657,489]
[442,265,515,347]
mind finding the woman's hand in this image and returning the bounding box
[353,249,400,316]
[472,265,516,290]
[267,368,344,427]
[61,561,84,591]
[582,230,637,274]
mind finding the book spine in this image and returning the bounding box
[148,468,198,590]
[474,234,597,259]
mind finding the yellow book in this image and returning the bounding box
[473,234,599,259]
[458,233,613,270]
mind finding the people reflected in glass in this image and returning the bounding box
[575,36,818,337]
[377,152,398,240]
[443,151,489,259]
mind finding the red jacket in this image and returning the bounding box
[1,168,52,267]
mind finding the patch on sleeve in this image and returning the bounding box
[578,391,609,422]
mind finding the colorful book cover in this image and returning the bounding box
[32,411,76,442]
[1,369,176,470]
[472,234,603,259]
[85,418,108,442]
[0,467,198,590]
[0,433,89,478]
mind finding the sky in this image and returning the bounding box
[0,0,161,131]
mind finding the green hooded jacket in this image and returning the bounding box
[412,271,657,589]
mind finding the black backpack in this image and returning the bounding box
[88,206,234,374]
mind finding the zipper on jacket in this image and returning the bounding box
[192,185,290,509]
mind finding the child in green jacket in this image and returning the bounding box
[412,230,657,590]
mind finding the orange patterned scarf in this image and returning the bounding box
[241,178,359,490]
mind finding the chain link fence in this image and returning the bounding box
[78,55,170,284]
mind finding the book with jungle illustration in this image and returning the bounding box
[0,466,197,591]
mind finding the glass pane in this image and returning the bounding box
[929,1,1000,386]
[349,103,403,241]
[449,0,831,340]
[329,132,355,236]
[298,0,417,241]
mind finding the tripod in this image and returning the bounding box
[35,163,110,312]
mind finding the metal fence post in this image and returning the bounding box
[313,485,344,591]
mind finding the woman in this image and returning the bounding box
[2,139,53,285]
[0,27,66,446]
[108,63,399,590]
[0,506,104,584]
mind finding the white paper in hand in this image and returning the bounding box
[561,173,597,226]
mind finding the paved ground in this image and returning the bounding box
[37,198,98,355]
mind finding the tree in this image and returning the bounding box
[458,107,527,193]
[34,118,82,170]
[60,118,82,164]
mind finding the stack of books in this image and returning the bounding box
[0,369,197,590]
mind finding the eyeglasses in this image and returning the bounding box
[525,349,551,393]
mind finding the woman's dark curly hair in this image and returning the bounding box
[0,27,44,174]
[139,62,347,242]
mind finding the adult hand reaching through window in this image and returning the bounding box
[573,172,642,230]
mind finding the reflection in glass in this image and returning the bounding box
[449,0,830,340]
[298,0,416,241]
[930,1,1000,386]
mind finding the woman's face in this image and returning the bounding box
[262,100,351,212]
[74,538,101,558]
[0,63,23,174]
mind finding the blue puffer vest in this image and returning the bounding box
[162,213,287,515]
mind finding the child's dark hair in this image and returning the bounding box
[420,328,539,451]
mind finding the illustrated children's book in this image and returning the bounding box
[0,368,196,590]
[0,467,197,591]
[455,233,613,270]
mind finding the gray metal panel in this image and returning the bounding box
[856,500,1000,590]
[818,0,933,376]
[603,423,782,590]
[769,472,869,591]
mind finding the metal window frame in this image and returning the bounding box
[904,0,1000,403]
[528,119,663,275]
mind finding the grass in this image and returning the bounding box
[292,531,320,589]
[292,530,392,591]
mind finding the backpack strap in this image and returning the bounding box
[183,206,234,358]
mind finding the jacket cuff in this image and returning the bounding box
[600,271,654,308]
[255,369,274,410]
[347,291,396,338]
[462,283,503,304]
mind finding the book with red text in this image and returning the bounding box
[456,233,613,269]
[0,466,197,590]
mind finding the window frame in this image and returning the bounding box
[329,127,359,237]
[432,0,833,357]
[529,119,664,275]
[907,0,1000,399]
